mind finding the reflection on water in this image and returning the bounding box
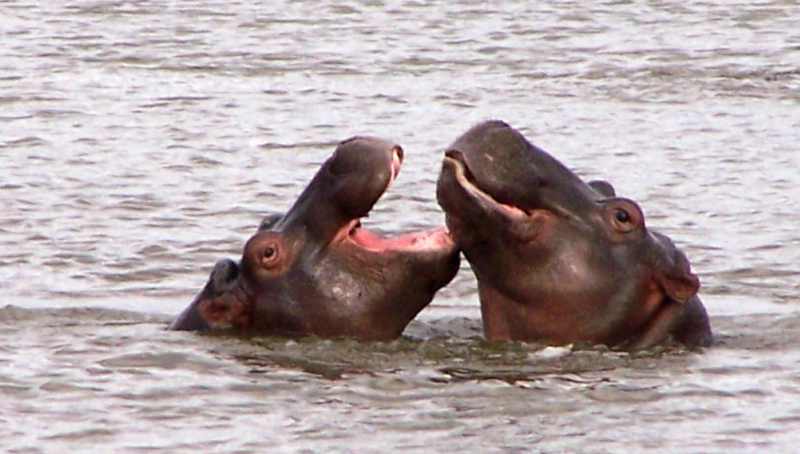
[2,0,800,452]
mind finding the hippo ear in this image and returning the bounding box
[602,198,645,235]
[657,268,700,304]
[589,180,616,197]
[652,235,700,304]
[258,212,284,232]
[169,259,242,331]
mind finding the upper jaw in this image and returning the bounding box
[343,143,402,220]
[332,148,456,255]
[278,144,402,243]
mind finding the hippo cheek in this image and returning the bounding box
[462,216,570,310]
[597,235,702,349]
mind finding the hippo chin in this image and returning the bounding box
[171,137,460,340]
[436,120,712,350]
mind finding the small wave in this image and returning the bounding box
[0,305,167,325]
[0,136,49,148]
[259,140,340,150]
[98,351,223,371]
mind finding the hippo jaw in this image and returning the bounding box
[171,137,459,339]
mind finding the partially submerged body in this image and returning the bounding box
[436,120,711,349]
[171,137,459,340]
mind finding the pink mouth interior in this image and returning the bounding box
[347,222,454,252]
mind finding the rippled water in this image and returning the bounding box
[2,1,800,452]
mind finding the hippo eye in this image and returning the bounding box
[260,244,280,268]
[604,197,644,235]
[245,232,287,274]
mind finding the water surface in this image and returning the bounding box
[2,1,800,452]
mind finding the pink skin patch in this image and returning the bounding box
[333,145,455,253]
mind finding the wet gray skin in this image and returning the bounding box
[171,137,460,340]
[436,120,712,350]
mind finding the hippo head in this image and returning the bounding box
[436,120,711,349]
[171,137,460,340]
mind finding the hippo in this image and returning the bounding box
[170,136,460,340]
[436,120,712,350]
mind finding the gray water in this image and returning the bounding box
[2,1,800,452]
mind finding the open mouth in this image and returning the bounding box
[338,147,455,253]
[347,221,454,252]
[442,149,531,220]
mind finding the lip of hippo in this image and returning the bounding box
[441,149,533,222]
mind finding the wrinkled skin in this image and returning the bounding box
[171,137,460,340]
[436,120,712,350]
